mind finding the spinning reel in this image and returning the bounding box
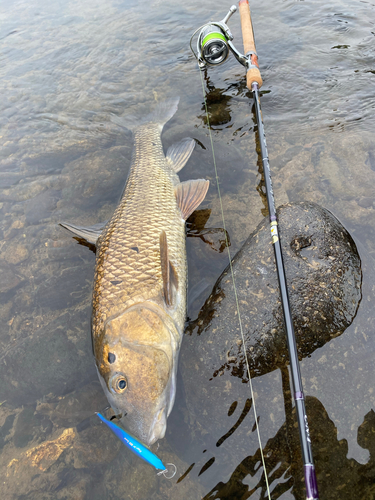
[190,5,257,71]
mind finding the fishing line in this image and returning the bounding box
[198,69,271,499]
[191,5,319,498]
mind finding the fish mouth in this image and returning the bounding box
[147,407,167,446]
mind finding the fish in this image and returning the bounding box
[61,97,209,446]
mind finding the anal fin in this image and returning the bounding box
[175,179,210,221]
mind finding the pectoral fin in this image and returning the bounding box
[160,231,179,307]
[166,138,195,173]
[175,179,210,221]
[59,221,107,245]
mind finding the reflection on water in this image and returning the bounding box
[202,390,375,499]
[197,72,237,128]
[1,0,375,498]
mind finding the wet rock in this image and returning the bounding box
[34,264,92,312]
[58,146,132,216]
[5,427,76,480]
[0,260,20,294]
[357,196,374,209]
[176,202,362,471]
[101,438,205,500]
[13,404,52,449]
[0,414,16,451]
[0,310,96,406]
[2,428,85,500]
[24,427,76,472]
[72,423,121,469]
[23,189,61,225]
[3,243,29,265]
[102,451,158,500]
[13,406,37,448]
[182,201,361,385]
[36,381,108,429]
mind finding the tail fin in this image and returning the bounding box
[145,97,180,129]
[111,97,180,132]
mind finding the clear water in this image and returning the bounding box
[1,0,375,498]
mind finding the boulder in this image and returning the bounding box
[181,201,361,393]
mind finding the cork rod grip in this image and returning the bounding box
[238,0,263,89]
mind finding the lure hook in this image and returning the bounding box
[156,463,177,480]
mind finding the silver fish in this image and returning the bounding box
[61,98,209,445]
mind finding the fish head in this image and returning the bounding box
[95,303,179,446]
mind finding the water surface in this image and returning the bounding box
[1,0,375,498]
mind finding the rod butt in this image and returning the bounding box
[239,0,263,88]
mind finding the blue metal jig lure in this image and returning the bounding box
[96,412,176,478]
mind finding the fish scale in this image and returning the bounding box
[92,122,187,344]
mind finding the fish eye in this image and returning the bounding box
[108,352,116,364]
[111,374,127,394]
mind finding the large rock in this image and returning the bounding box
[174,202,362,476]
[182,201,361,387]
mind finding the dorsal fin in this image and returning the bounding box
[174,179,210,221]
[166,138,195,173]
[160,230,172,306]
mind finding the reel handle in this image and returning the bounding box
[238,0,263,88]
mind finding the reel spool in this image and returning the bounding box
[190,5,252,70]
[198,25,230,67]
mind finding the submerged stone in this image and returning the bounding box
[0,260,20,294]
[182,202,362,382]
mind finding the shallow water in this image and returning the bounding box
[1,0,375,498]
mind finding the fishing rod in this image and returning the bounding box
[190,3,319,499]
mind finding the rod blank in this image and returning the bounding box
[239,1,319,498]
